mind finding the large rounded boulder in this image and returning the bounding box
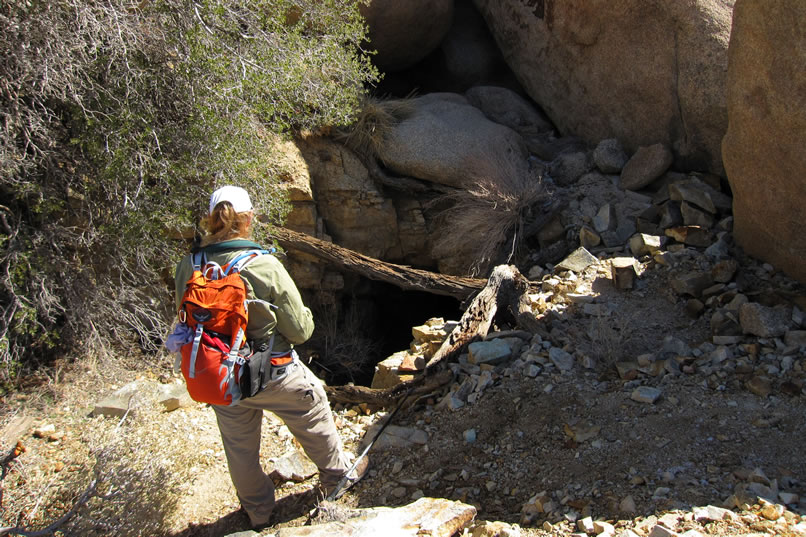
[722,0,806,282]
[376,93,529,189]
[361,0,454,72]
[473,0,733,173]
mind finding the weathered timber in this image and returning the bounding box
[426,264,540,368]
[324,369,454,407]
[324,265,545,406]
[271,227,485,300]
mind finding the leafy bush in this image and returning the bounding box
[0,0,379,382]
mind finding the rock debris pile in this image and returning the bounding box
[332,159,806,536]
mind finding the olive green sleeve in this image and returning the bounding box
[240,255,314,345]
[174,255,193,313]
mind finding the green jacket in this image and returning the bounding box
[174,240,314,353]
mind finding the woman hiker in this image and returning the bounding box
[172,185,368,529]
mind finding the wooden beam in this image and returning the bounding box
[271,226,486,300]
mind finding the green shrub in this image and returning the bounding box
[0,0,379,380]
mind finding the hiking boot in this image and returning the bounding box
[320,455,370,500]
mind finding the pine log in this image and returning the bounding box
[271,226,485,300]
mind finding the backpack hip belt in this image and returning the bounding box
[268,349,297,381]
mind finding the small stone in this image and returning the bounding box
[468,339,512,366]
[93,381,145,418]
[745,376,772,397]
[557,247,599,273]
[711,259,739,283]
[692,505,735,522]
[577,516,595,534]
[594,204,618,233]
[579,226,602,249]
[549,347,575,371]
[471,521,522,537]
[616,361,641,380]
[611,257,640,290]
[648,526,679,537]
[659,201,684,229]
[681,202,714,228]
[463,429,477,444]
[686,299,705,317]
[594,520,615,536]
[524,364,542,378]
[268,450,317,483]
[784,330,806,347]
[619,495,637,513]
[631,386,662,404]
[157,383,193,412]
[629,233,663,257]
[779,491,800,505]
[620,143,673,191]
[664,226,714,248]
[593,138,628,173]
[670,271,714,298]
[759,499,784,520]
[33,424,56,438]
[528,265,546,280]
[668,180,717,213]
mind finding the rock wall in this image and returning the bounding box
[472,0,734,174]
[722,0,806,282]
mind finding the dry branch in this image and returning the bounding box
[271,227,486,300]
[324,265,545,406]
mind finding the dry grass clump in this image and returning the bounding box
[430,153,551,277]
[334,97,416,160]
[0,367,197,537]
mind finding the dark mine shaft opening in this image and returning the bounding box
[304,279,463,387]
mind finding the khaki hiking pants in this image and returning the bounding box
[212,361,350,527]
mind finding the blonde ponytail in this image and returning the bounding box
[200,202,253,246]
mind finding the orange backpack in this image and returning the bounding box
[178,249,270,405]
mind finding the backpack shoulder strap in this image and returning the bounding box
[224,248,274,276]
[191,251,206,272]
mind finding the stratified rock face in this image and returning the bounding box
[360,0,454,72]
[295,137,405,261]
[722,0,806,283]
[473,0,734,173]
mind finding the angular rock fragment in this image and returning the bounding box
[711,259,739,283]
[269,450,317,484]
[468,339,512,366]
[556,247,599,273]
[669,180,718,214]
[629,233,663,257]
[670,271,714,297]
[611,257,640,289]
[739,303,791,337]
[681,202,715,228]
[549,347,575,371]
[665,226,714,247]
[631,386,662,404]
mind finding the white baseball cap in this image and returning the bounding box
[209,185,253,215]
